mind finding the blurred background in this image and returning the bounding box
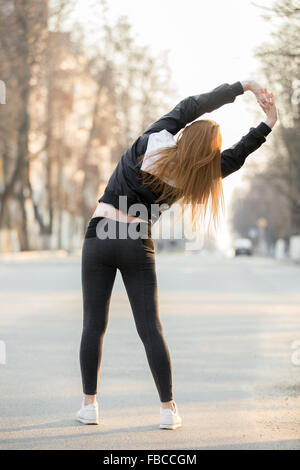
[0,0,299,260]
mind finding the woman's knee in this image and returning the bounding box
[137,322,163,344]
[83,318,107,338]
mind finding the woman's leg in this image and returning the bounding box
[80,237,117,401]
[119,244,174,405]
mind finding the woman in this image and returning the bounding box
[76,79,278,428]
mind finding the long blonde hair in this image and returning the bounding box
[138,119,225,234]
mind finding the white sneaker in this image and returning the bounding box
[76,399,99,425]
[160,402,182,430]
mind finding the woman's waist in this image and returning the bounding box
[85,215,152,240]
[92,202,146,223]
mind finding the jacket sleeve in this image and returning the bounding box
[143,81,244,136]
[221,121,272,179]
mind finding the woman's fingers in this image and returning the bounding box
[267,92,274,106]
[258,89,273,107]
[253,86,276,115]
[257,97,268,107]
[258,91,268,105]
[258,96,271,113]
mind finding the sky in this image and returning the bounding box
[74,0,275,250]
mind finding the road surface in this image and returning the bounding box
[0,250,299,449]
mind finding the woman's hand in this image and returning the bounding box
[257,89,278,129]
[241,79,269,106]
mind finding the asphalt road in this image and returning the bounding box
[0,250,299,450]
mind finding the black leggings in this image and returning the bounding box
[79,216,173,402]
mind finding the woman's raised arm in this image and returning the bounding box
[220,122,272,178]
[221,89,277,178]
[143,81,245,136]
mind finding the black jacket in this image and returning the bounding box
[98,81,272,223]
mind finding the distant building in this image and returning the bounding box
[25,31,119,251]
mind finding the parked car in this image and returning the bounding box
[234,238,253,256]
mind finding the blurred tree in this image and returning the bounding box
[0,0,74,249]
[0,0,48,249]
[0,0,177,251]
[253,0,300,235]
[30,1,77,249]
[231,0,300,246]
